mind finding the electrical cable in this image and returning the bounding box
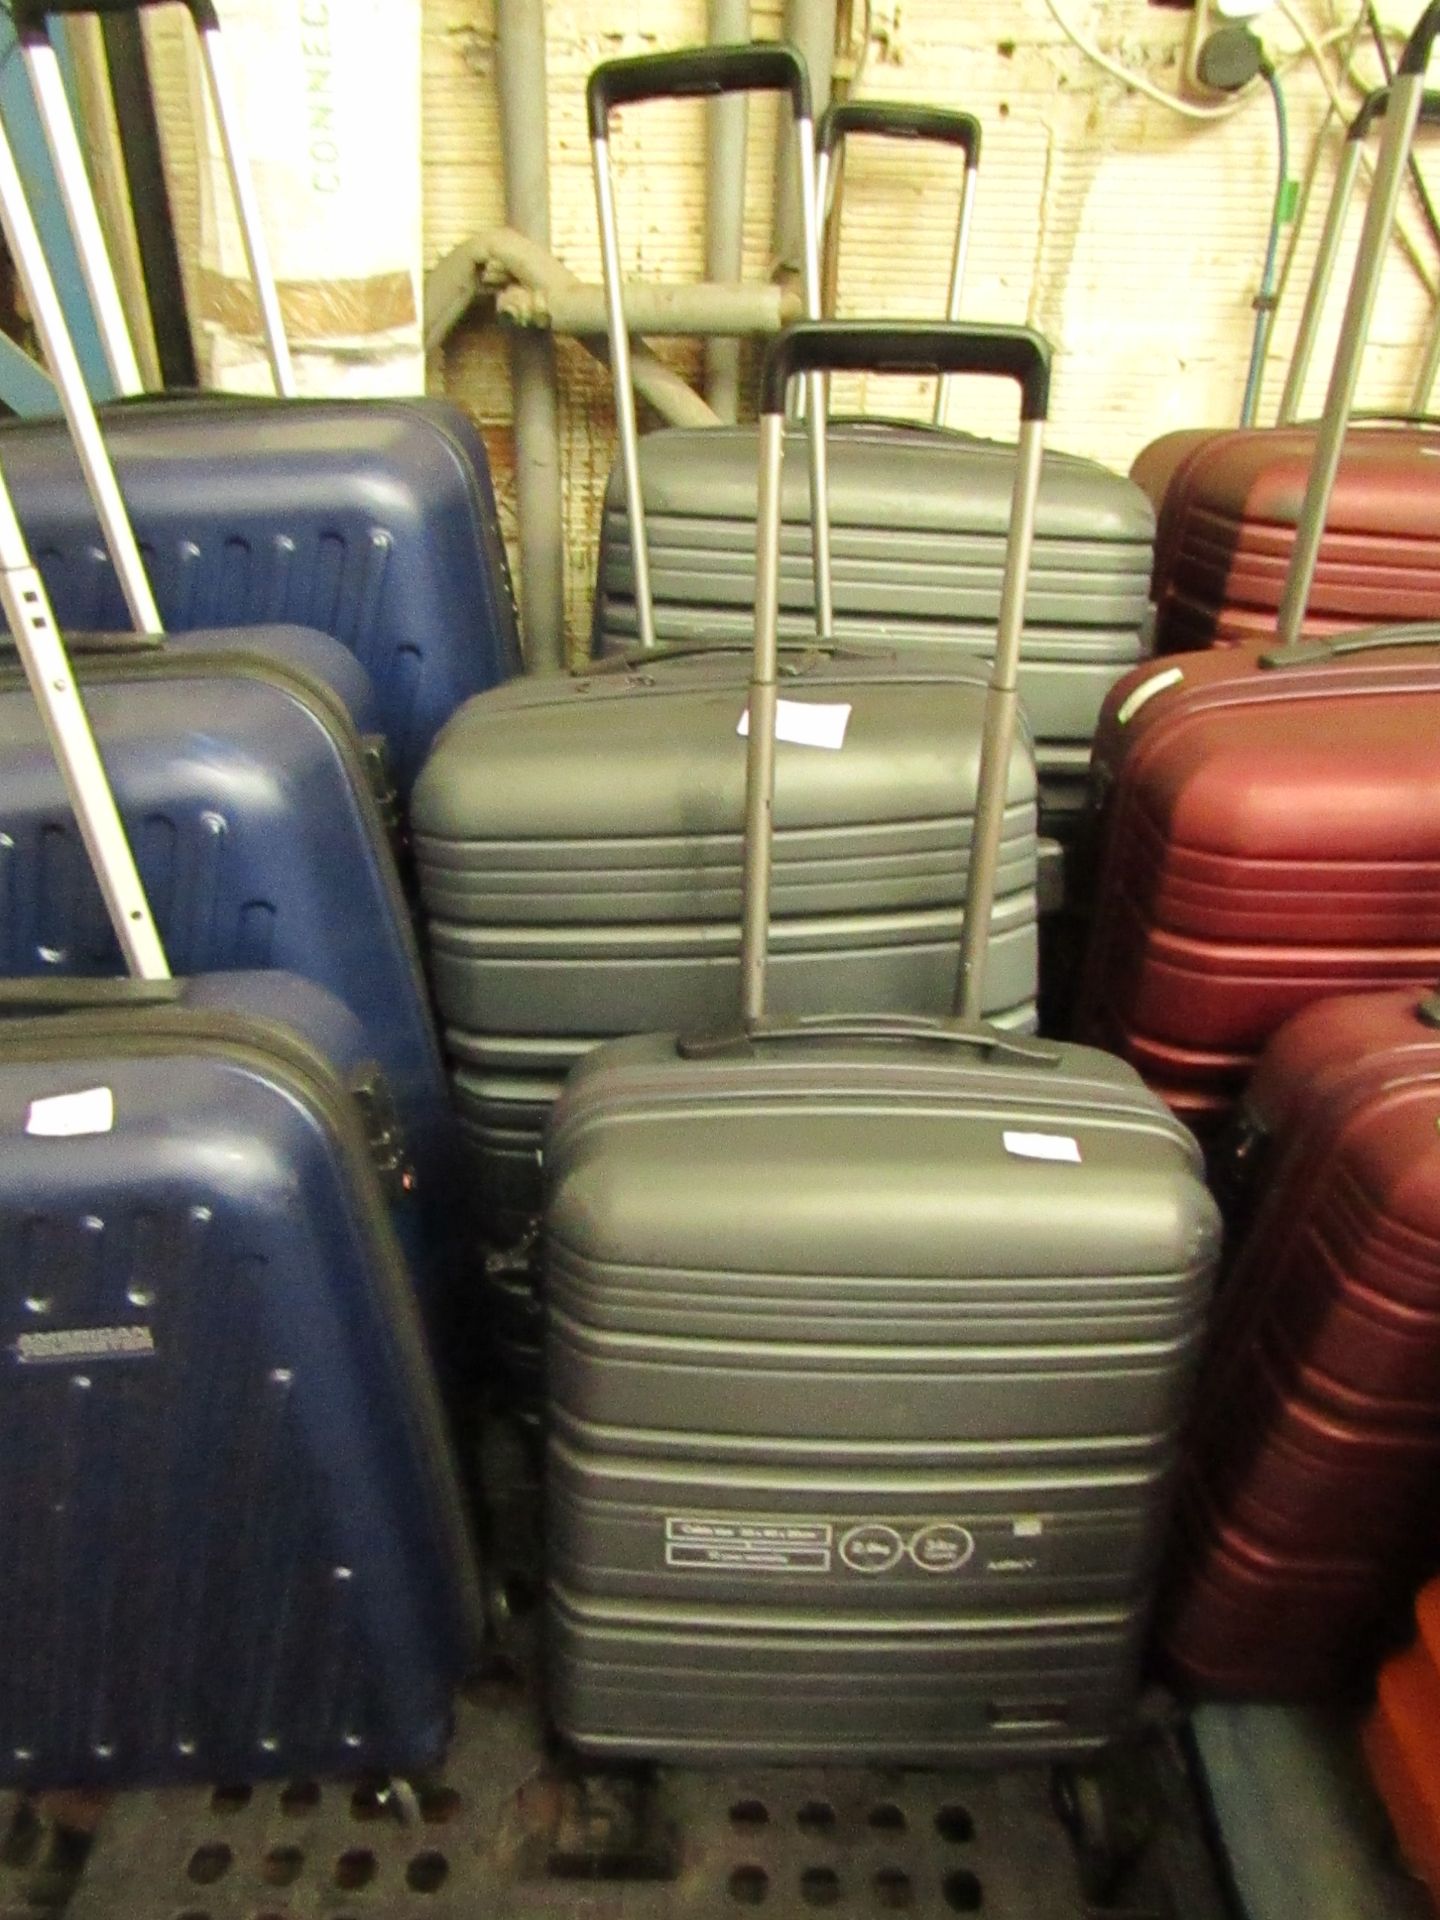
[1041,0,1259,119]
[1241,61,1291,422]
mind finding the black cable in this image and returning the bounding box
[1242,62,1290,425]
[1366,1,1440,259]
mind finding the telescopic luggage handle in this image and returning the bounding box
[1277,87,1440,425]
[0,107,161,633]
[739,319,1049,1033]
[13,0,294,397]
[816,101,982,426]
[588,41,834,651]
[1276,0,1440,645]
[0,449,169,978]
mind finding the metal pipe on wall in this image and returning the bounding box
[772,0,836,283]
[496,0,566,674]
[705,0,750,420]
[424,230,722,430]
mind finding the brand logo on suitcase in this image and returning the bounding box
[12,1325,156,1365]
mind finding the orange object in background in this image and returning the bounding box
[1364,1581,1440,1912]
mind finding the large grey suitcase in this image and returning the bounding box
[541,319,1220,1765]
[589,98,1156,845]
[415,645,1038,1250]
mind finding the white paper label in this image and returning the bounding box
[26,1086,115,1138]
[738,700,852,750]
[1116,666,1184,725]
[1003,1129,1081,1164]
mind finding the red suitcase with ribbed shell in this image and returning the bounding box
[1157,985,1440,1696]
[1074,632,1440,1135]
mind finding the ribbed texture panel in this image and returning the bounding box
[0,1202,364,1782]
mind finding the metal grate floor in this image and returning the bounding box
[41,1670,1233,1920]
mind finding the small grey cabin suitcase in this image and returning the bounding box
[541,320,1220,1765]
[589,95,1155,847]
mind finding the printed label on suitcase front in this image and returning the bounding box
[12,1325,155,1365]
[665,1518,834,1573]
[737,700,852,750]
[664,1516,1025,1578]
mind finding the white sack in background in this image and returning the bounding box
[194,0,423,395]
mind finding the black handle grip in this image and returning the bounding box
[760,319,1051,420]
[1401,0,1440,75]
[818,100,980,164]
[0,977,184,1017]
[1260,620,1440,667]
[588,43,810,140]
[12,0,215,43]
[1349,85,1440,137]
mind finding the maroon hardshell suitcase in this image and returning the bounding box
[1157,984,1440,1697]
[1131,84,1440,658]
[1073,629,1440,1135]
[1138,422,1440,657]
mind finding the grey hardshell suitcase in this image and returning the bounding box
[412,53,1040,1253]
[589,98,1156,845]
[414,649,1039,1246]
[541,320,1220,1765]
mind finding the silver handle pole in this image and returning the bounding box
[0,114,162,634]
[1413,292,1440,410]
[1276,71,1424,646]
[739,409,786,1025]
[933,159,977,428]
[1277,137,1363,426]
[0,470,169,979]
[954,417,1044,1020]
[593,128,658,653]
[195,20,295,398]
[22,38,146,397]
[795,113,833,640]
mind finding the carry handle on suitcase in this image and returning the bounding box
[737,318,1051,1030]
[0,431,169,979]
[816,101,982,427]
[13,0,295,397]
[1260,618,1440,665]
[1276,0,1440,643]
[589,42,834,651]
[1277,86,1440,425]
[0,106,161,632]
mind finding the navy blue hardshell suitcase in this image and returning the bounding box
[0,398,521,793]
[0,625,460,1274]
[0,969,482,1788]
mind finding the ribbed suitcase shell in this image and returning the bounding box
[0,397,520,791]
[590,423,1154,839]
[0,630,456,1262]
[413,650,1039,1241]
[1364,1580,1440,1908]
[542,1027,1219,1762]
[0,972,480,1789]
[1158,988,1440,1697]
[1131,423,1440,658]
[1075,641,1440,1132]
